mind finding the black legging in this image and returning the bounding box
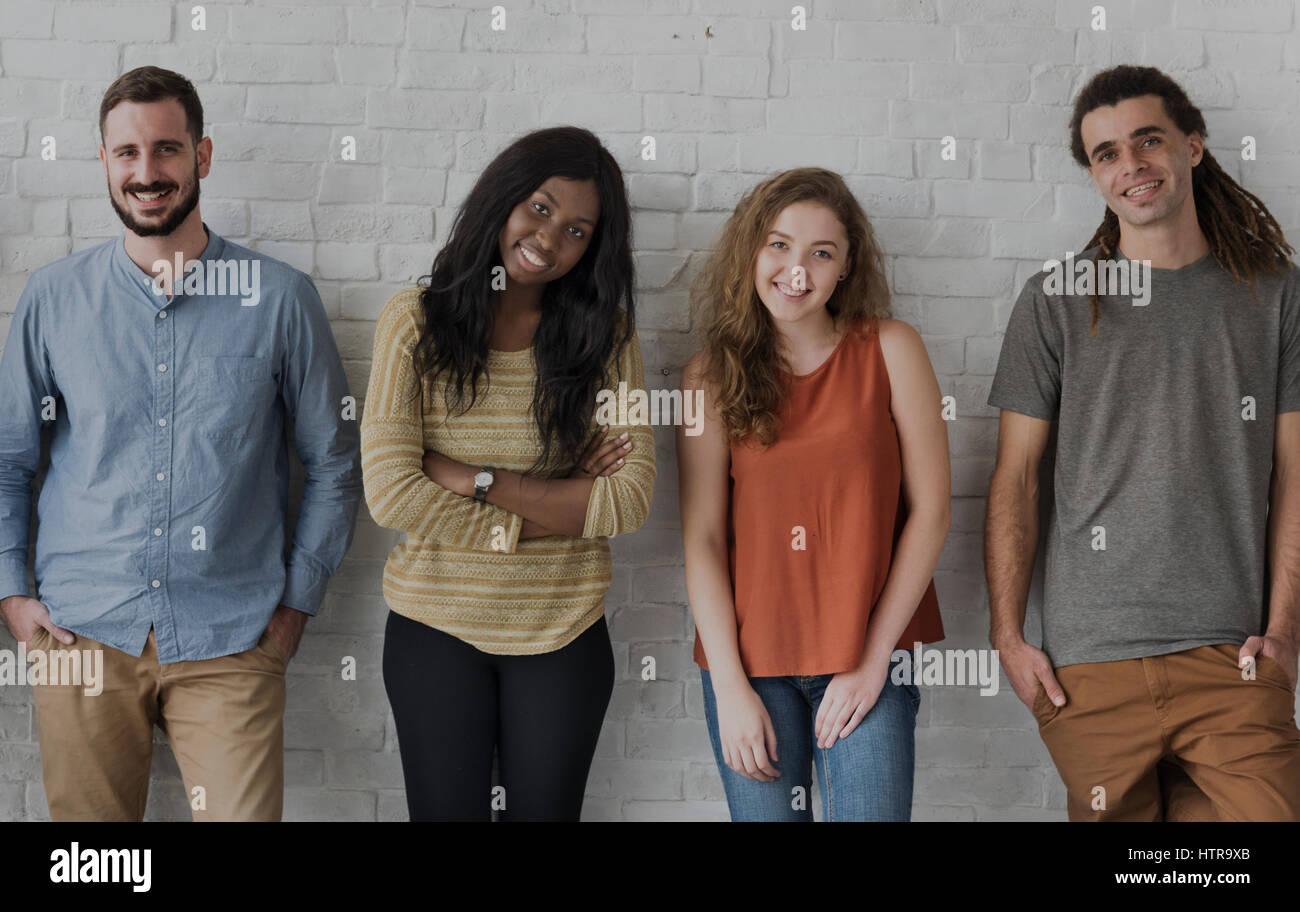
[382,610,614,821]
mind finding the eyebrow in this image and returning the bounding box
[540,189,597,227]
[109,139,187,154]
[1089,125,1166,162]
[768,230,839,249]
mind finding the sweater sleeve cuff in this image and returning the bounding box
[581,476,603,539]
[488,508,523,554]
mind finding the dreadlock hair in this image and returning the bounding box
[1068,64,1293,336]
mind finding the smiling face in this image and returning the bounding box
[753,201,851,326]
[100,98,209,238]
[1080,94,1202,231]
[496,176,600,286]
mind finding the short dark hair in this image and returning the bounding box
[99,66,204,148]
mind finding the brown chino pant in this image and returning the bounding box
[30,625,287,821]
[1031,643,1300,821]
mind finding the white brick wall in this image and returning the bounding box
[1,0,1297,822]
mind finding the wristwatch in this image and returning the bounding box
[473,467,495,502]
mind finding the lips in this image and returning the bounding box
[128,187,175,209]
[774,281,811,301]
[515,241,552,271]
[1122,179,1162,200]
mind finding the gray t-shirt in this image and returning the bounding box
[988,248,1300,667]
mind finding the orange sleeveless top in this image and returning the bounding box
[693,320,945,677]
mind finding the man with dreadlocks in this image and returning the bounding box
[985,64,1300,821]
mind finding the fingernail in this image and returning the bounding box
[617,458,623,464]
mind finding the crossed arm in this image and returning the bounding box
[419,426,635,540]
[361,299,656,551]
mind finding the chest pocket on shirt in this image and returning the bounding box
[195,355,276,442]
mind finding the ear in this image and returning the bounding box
[196,136,213,179]
[1187,131,1204,168]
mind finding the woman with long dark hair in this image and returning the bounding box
[677,168,948,820]
[361,126,655,821]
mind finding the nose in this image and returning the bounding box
[1116,144,1145,176]
[533,227,557,254]
[133,151,167,188]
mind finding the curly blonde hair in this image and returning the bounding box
[692,167,891,447]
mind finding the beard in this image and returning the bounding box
[108,164,201,238]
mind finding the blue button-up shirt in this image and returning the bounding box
[0,226,362,662]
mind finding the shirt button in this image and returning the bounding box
[159,311,168,319]
[157,363,167,372]
[158,418,166,427]
[156,472,165,481]
[151,580,160,588]
[153,528,162,536]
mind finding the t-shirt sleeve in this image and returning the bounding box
[1276,264,1300,413]
[987,277,1062,421]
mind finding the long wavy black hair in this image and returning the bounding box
[412,126,635,474]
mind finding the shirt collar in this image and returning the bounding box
[112,223,226,306]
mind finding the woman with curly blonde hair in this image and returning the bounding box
[677,168,948,821]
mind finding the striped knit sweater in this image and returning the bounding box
[360,287,656,654]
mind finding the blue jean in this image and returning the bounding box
[700,662,920,821]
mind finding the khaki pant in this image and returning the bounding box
[30,626,287,821]
[1032,643,1300,821]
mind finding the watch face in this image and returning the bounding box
[474,470,493,488]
